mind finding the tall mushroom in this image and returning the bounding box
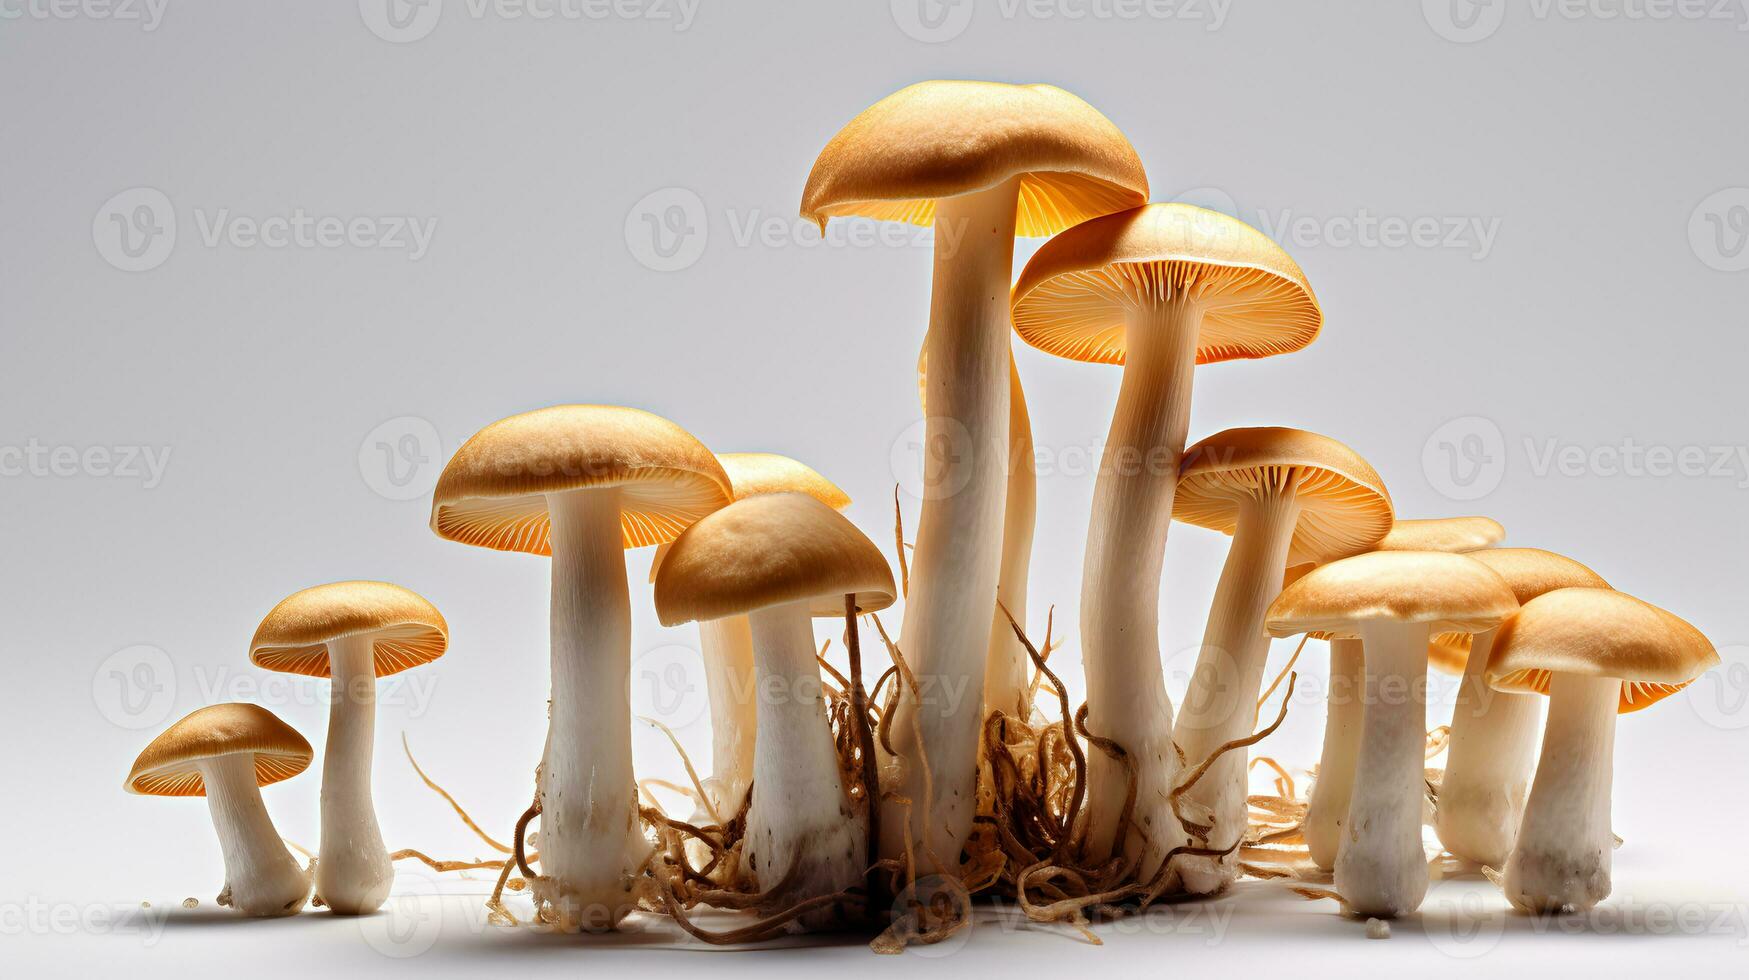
[1303,515,1505,870]
[1170,427,1393,894]
[1011,203,1322,882]
[1434,549,1610,867]
[654,492,896,926]
[250,581,448,915]
[1266,552,1517,917]
[1487,588,1716,912]
[431,405,731,931]
[802,80,1147,866]
[125,703,313,916]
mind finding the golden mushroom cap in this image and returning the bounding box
[430,405,731,555]
[1266,551,1519,639]
[126,703,312,797]
[801,80,1147,239]
[1010,203,1320,367]
[249,580,448,679]
[1375,516,1505,553]
[1174,427,1393,566]
[648,452,851,582]
[1431,549,1612,663]
[1486,588,1718,713]
[654,492,896,625]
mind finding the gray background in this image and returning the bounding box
[3,0,1746,974]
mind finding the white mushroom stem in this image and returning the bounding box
[1436,627,1544,867]
[692,615,756,824]
[1504,672,1619,913]
[1080,296,1201,882]
[316,633,391,914]
[1305,637,1365,870]
[1338,621,1433,918]
[538,486,650,932]
[984,362,1036,721]
[198,753,310,917]
[885,178,1018,868]
[1173,487,1303,894]
[745,599,865,925]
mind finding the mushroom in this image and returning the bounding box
[1486,587,1717,912]
[430,405,731,931]
[125,703,313,916]
[1433,549,1610,867]
[1303,515,1505,870]
[1266,551,1518,917]
[647,453,853,834]
[1010,203,1321,882]
[1170,427,1393,894]
[802,80,1147,866]
[654,492,896,926]
[249,581,448,915]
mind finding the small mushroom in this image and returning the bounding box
[1267,552,1518,917]
[250,581,448,915]
[1486,588,1717,913]
[654,492,896,928]
[125,703,313,917]
[1434,550,1610,868]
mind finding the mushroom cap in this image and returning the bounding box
[648,452,851,582]
[1486,588,1718,713]
[1010,203,1320,367]
[655,492,896,625]
[249,580,448,679]
[1375,516,1505,553]
[1266,551,1519,639]
[126,703,312,797]
[800,80,1147,239]
[1431,549,1612,661]
[430,405,732,554]
[1174,427,1393,566]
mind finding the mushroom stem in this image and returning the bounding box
[984,361,1036,721]
[1504,672,1618,913]
[1174,486,1303,893]
[885,178,1018,868]
[1080,296,1201,881]
[1338,621,1433,918]
[1305,637,1365,870]
[538,486,650,931]
[745,599,865,925]
[316,633,391,914]
[693,615,757,824]
[198,753,310,917]
[1436,627,1543,867]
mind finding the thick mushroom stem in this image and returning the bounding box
[884,178,1018,868]
[1504,673,1619,913]
[198,754,310,917]
[316,633,391,914]
[1080,297,1201,881]
[537,486,650,931]
[1436,628,1543,867]
[1338,622,1433,918]
[691,616,757,824]
[1305,638,1365,870]
[985,363,1037,721]
[745,599,866,926]
[1173,488,1303,893]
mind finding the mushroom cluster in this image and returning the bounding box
[121,78,1719,943]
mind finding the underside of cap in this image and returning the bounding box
[1486,588,1717,713]
[249,581,448,679]
[1376,516,1505,553]
[126,703,312,796]
[800,80,1148,239]
[1265,550,1519,638]
[1174,427,1393,565]
[654,492,896,624]
[430,405,732,555]
[1011,203,1321,367]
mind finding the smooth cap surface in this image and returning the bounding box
[1376,516,1505,553]
[1487,588,1718,713]
[1431,549,1612,661]
[801,80,1147,239]
[655,492,896,624]
[250,581,448,679]
[1266,551,1519,638]
[126,703,312,797]
[1011,203,1320,366]
[431,405,731,554]
[648,453,851,582]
